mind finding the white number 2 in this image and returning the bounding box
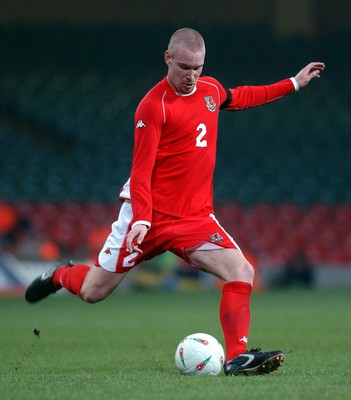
[122,252,138,268]
[195,123,207,147]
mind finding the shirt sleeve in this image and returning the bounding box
[129,96,163,227]
[221,78,296,111]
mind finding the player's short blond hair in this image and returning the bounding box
[168,28,205,57]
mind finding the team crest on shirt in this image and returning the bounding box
[209,232,224,243]
[204,96,216,112]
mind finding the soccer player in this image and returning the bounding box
[25,28,325,375]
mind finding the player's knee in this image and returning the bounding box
[229,258,254,284]
[245,261,255,282]
[80,286,108,304]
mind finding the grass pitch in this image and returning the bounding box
[1,288,350,400]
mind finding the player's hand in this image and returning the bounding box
[126,224,148,254]
[294,62,325,89]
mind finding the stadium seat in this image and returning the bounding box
[1,24,350,264]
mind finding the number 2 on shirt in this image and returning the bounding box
[196,123,207,147]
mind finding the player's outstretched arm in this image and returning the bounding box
[294,62,325,89]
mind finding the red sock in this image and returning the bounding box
[220,281,252,360]
[53,264,90,297]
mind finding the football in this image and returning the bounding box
[175,332,225,376]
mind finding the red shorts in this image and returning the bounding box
[96,201,240,273]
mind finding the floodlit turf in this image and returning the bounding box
[1,289,350,400]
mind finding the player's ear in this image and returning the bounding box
[164,50,172,67]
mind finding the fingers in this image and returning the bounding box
[295,62,325,88]
[310,61,325,69]
[309,62,325,77]
[130,236,144,254]
[126,225,148,254]
[129,242,144,254]
[126,235,144,254]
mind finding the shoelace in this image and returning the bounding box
[248,348,262,353]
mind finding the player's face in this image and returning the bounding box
[165,47,205,95]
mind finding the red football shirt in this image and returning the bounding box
[120,76,296,226]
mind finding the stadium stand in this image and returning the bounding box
[0,24,350,265]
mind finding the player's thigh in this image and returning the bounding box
[186,248,254,284]
[97,202,170,273]
[80,266,129,303]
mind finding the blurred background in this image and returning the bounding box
[1,0,350,294]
